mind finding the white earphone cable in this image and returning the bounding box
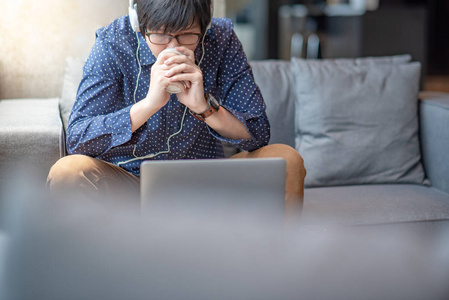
[118,106,188,166]
[133,31,142,104]
[198,31,207,67]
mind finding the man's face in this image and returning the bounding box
[145,19,202,58]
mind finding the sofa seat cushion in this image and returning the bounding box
[303,184,449,225]
[0,98,63,183]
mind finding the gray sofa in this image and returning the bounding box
[1,55,449,229]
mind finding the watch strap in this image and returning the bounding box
[189,94,220,121]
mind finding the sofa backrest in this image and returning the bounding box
[250,60,296,148]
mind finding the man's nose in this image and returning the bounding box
[167,37,181,48]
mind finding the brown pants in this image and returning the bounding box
[47,144,306,213]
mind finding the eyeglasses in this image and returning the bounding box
[146,33,202,45]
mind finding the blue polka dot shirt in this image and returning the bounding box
[67,16,270,177]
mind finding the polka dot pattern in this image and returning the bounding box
[67,16,270,177]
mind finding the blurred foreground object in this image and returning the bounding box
[1,183,449,300]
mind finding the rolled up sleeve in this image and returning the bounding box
[214,26,270,152]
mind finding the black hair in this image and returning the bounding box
[137,0,212,36]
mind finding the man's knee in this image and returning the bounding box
[276,144,305,175]
[235,144,306,179]
[259,144,306,176]
[47,154,96,190]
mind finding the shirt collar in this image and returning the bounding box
[138,34,157,66]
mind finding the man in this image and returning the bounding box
[47,0,306,212]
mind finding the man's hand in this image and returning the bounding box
[145,50,186,110]
[163,47,208,113]
[161,47,251,141]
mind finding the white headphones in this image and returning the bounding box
[129,0,140,32]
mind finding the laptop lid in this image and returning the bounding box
[140,158,286,219]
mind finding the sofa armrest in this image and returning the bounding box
[0,98,63,184]
[419,92,449,194]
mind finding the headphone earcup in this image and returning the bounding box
[129,3,140,32]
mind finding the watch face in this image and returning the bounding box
[207,94,220,109]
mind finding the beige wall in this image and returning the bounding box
[225,0,250,16]
[214,0,226,17]
[0,0,225,99]
[0,0,128,99]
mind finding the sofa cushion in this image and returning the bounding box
[60,57,85,131]
[303,184,449,225]
[419,94,449,195]
[250,60,295,148]
[291,56,427,187]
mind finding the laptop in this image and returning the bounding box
[140,158,286,219]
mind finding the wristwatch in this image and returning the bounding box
[189,93,220,121]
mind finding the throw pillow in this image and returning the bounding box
[291,56,427,187]
[60,57,85,131]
